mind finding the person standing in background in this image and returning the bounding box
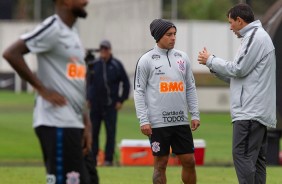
[87,40,130,166]
[198,4,276,184]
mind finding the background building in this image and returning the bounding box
[0,0,280,113]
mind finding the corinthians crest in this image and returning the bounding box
[66,171,80,184]
[177,60,185,73]
[151,141,160,153]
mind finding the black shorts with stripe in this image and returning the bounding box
[150,125,194,156]
[35,126,88,184]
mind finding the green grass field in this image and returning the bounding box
[0,166,282,184]
[0,91,281,183]
[0,91,234,164]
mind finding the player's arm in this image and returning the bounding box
[85,64,93,108]
[212,70,231,84]
[118,62,130,102]
[2,39,66,106]
[3,39,43,91]
[116,61,130,110]
[199,38,264,78]
[185,55,200,131]
[82,105,92,156]
[133,57,152,136]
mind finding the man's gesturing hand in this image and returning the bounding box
[191,120,200,131]
[141,124,152,136]
[198,47,211,65]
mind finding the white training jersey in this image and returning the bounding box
[134,45,200,128]
[21,14,86,128]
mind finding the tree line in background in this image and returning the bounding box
[0,0,278,21]
[163,0,277,20]
[0,0,54,20]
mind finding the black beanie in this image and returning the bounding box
[150,19,176,42]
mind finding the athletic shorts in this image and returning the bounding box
[150,125,194,156]
[35,126,89,184]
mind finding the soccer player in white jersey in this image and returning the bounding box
[3,0,94,183]
[134,19,200,184]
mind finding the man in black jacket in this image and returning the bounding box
[87,40,130,166]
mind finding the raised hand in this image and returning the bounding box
[198,47,211,65]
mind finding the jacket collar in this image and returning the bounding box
[239,20,261,37]
[154,45,173,55]
[100,55,113,63]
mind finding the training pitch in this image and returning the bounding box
[0,92,281,183]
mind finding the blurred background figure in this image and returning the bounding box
[87,40,130,166]
[2,0,93,183]
[85,48,99,92]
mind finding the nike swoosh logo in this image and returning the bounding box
[155,66,163,70]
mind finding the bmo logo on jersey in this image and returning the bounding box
[159,81,184,93]
[66,57,86,80]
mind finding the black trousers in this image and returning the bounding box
[84,151,99,184]
[90,106,117,165]
[232,120,267,184]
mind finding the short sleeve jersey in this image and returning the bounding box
[21,15,86,128]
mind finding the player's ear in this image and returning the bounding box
[237,17,244,25]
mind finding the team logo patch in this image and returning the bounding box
[174,52,182,58]
[46,174,56,184]
[177,60,185,73]
[151,141,161,153]
[66,171,80,184]
[152,54,161,60]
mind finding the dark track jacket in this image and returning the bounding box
[87,56,130,109]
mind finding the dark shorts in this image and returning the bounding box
[35,126,89,184]
[150,125,194,156]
